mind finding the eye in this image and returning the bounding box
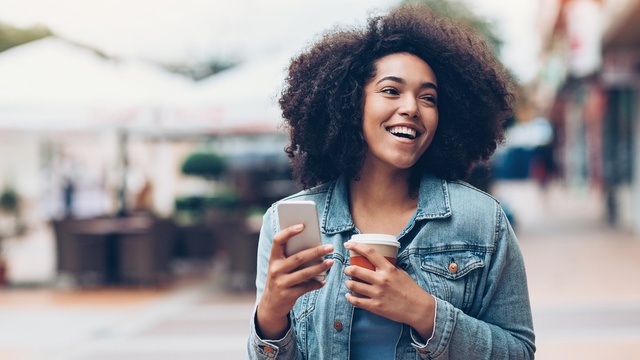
[420,94,437,105]
[380,87,399,95]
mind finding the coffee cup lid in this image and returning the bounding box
[349,234,400,247]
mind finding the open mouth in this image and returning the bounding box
[387,126,419,140]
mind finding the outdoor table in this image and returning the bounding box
[60,215,157,285]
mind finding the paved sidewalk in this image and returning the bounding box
[0,224,254,360]
[494,180,640,360]
[1,180,640,360]
[0,274,255,360]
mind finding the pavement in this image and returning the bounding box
[494,181,640,360]
[1,180,640,360]
[0,269,255,360]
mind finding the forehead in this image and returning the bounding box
[372,52,437,84]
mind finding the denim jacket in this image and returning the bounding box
[248,174,535,359]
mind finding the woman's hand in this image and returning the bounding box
[343,241,436,340]
[256,224,334,339]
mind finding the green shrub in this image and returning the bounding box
[181,152,227,179]
[0,187,19,213]
[175,190,239,214]
[205,189,239,210]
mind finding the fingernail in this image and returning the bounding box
[293,224,303,231]
[323,244,333,252]
[343,242,352,249]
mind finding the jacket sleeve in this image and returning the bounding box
[247,205,302,360]
[409,207,536,359]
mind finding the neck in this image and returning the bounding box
[348,166,419,235]
[350,172,411,204]
[349,162,418,208]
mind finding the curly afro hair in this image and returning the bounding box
[279,3,516,189]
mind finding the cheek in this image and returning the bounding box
[361,108,384,137]
[361,122,380,145]
[425,113,439,137]
[419,117,439,152]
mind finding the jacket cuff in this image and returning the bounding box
[249,308,296,359]
[410,296,455,359]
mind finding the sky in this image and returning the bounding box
[0,0,540,82]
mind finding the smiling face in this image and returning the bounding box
[360,52,439,174]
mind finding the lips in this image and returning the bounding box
[387,125,420,140]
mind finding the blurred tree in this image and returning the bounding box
[401,0,503,54]
[181,151,227,180]
[0,186,19,213]
[177,151,239,225]
[0,21,52,52]
[0,184,26,238]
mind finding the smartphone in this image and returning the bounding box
[277,200,326,280]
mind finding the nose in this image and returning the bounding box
[398,96,419,118]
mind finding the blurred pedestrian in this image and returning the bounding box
[62,176,75,217]
[529,116,555,191]
[60,157,78,218]
[248,4,535,359]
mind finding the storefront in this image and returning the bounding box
[537,0,640,232]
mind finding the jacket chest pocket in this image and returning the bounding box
[403,251,485,312]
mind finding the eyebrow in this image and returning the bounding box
[376,76,438,92]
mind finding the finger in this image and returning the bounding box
[295,243,335,261]
[343,264,374,283]
[344,278,371,298]
[344,242,392,270]
[260,276,327,318]
[345,291,371,310]
[293,277,327,295]
[283,245,334,275]
[294,258,333,282]
[280,271,331,298]
[271,223,305,258]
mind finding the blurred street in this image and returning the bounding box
[1,1,640,359]
[1,180,640,360]
[495,180,640,359]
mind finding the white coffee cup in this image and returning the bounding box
[348,234,400,270]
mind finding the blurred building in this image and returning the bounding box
[0,37,294,226]
[535,0,640,233]
[0,36,297,287]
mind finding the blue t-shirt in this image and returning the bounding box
[349,308,402,359]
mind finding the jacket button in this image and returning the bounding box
[448,262,458,273]
[334,320,343,331]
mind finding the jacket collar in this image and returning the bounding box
[321,173,452,235]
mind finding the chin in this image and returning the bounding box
[391,160,419,171]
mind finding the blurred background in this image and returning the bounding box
[1,0,639,359]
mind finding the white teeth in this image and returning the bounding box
[388,126,417,139]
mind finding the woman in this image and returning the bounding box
[248,4,535,359]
